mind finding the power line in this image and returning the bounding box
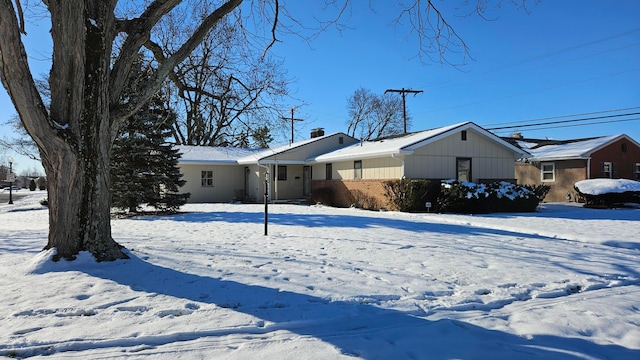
[384,88,423,133]
[483,106,640,127]
[491,117,640,134]
[486,111,640,131]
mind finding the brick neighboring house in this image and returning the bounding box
[506,134,640,202]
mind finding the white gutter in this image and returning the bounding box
[274,161,279,201]
[391,153,405,179]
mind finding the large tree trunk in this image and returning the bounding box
[39,0,127,261]
[42,139,126,261]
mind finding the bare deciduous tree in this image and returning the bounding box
[346,87,406,140]
[152,9,288,147]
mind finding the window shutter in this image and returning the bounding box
[612,162,618,178]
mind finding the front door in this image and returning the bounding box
[457,158,472,182]
[244,167,250,201]
[303,166,311,197]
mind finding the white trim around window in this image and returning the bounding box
[541,162,555,182]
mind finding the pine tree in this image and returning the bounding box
[111,71,190,213]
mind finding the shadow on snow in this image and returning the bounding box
[30,251,640,359]
[132,209,568,242]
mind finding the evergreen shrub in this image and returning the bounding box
[438,181,549,214]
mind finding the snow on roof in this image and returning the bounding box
[237,132,353,164]
[575,178,640,195]
[311,122,526,162]
[311,123,464,161]
[517,135,623,161]
[176,145,260,164]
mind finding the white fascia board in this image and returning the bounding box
[311,149,412,163]
[179,160,240,165]
[528,156,590,162]
[255,160,308,165]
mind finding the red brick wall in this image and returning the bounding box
[590,138,640,179]
[311,180,391,210]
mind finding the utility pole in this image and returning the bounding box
[282,107,304,144]
[385,88,423,133]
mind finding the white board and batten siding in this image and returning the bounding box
[327,158,403,180]
[405,129,518,181]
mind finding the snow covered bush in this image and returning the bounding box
[438,181,548,214]
[574,179,640,207]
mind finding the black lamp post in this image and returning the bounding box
[8,156,14,204]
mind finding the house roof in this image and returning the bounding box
[510,134,638,161]
[310,122,528,162]
[237,132,355,164]
[176,145,260,165]
[176,122,532,166]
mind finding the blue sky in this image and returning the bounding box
[2,0,639,173]
[272,0,640,142]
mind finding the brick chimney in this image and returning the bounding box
[311,128,325,138]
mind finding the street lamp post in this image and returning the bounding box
[8,156,14,204]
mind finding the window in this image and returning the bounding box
[461,130,467,141]
[273,165,287,181]
[354,160,362,179]
[456,158,472,182]
[635,163,640,180]
[601,162,612,178]
[201,170,213,187]
[541,162,555,182]
[339,137,344,144]
[326,163,333,180]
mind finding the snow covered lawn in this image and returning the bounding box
[1,195,639,359]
